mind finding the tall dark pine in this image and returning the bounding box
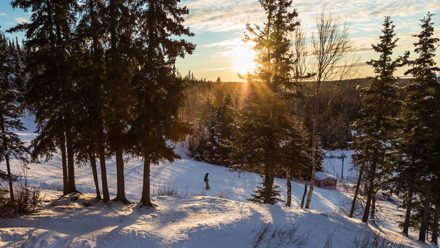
[75,0,109,201]
[351,17,407,223]
[9,0,79,195]
[400,12,439,243]
[104,0,137,204]
[229,82,289,204]
[229,0,301,204]
[0,33,28,203]
[130,0,195,207]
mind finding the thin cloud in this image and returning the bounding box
[14,17,29,24]
[0,13,7,16]
[182,0,440,34]
[203,67,232,71]
[202,38,242,48]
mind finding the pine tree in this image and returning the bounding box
[229,83,288,204]
[104,0,138,204]
[0,32,28,203]
[194,94,234,166]
[75,0,109,201]
[9,0,79,195]
[130,0,195,207]
[398,12,439,242]
[229,0,304,205]
[282,121,311,207]
[351,16,407,222]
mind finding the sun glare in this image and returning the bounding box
[233,44,257,75]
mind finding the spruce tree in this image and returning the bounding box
[194,95,234,166]
[130,0,195,207]
[229,0,302,204]
[75,0,109,201]
[9,0,79,195]
[104,0,137,204]
[399,12,439,242]
[229,83,289,204]
[282,121,311,207]
[351,16,407,222]
[0,32,28,203]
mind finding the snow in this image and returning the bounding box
[7,137,352,212]
[0,191,425,248]
[0,133,431,247]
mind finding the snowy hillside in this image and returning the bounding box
[12,134,354,213]
[0,133,429,247]
[0,192,424,248]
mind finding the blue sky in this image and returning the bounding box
[1,0,440,81]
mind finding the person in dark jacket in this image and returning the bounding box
[204,173,210,190]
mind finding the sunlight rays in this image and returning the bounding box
[233,43,257,75]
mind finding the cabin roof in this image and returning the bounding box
[315,171,336,181]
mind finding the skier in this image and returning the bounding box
[204,173,210,190]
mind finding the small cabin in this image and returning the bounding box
[315,172,337,189]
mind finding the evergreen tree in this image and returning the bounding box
[282,121,311,207]
[75,0,109,201]
[229,0,302,204]
[398,12,439,242]
[130,0,195,207]
[0,32,28,203]
[351,16,407,222]
[104,0,137,204]
[9,0,79,195]
[194,94,234,166]
[229,83,289,204]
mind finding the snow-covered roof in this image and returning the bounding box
[315,171,336,181]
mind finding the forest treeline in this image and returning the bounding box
[0,0,439,244]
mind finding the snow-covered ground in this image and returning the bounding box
[0,191,424,248]
[0,130,432,247]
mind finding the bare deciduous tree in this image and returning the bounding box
[305,13,352,209]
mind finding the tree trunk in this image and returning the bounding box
[306,77,320,210]
[98,142,109,202]
[403,181,414,236]
[419,183,431,242]
[88,0,108,202]
[370,192,376,222]
[5,154,14,203]
[350,164,364,218]
[301,181,308,209]
[89,152,101,200]
[305,145,316,209]
[263,162,274,204]
[1,117,14,203]
[432,201,439,245]
[362,160,376,222]
[113,147,129,204]
[65,127,76,193]
[140,151,153,207]
[286,167,292,207]
[59,133,68,195]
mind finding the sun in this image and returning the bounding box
[233,43,257,75]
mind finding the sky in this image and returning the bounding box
[1,0,439,81]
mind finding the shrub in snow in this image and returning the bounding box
[0,184,40,217]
